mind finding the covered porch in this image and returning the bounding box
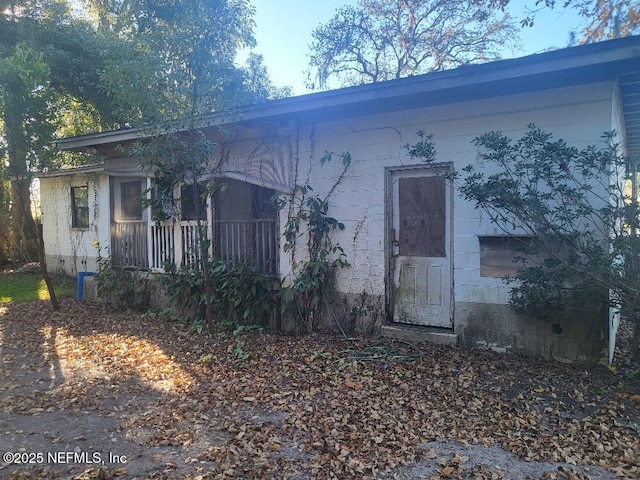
[110,177,279,276]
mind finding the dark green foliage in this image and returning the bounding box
[0,42,58,260]
[508,256,604,313]
[240,53,293,104]
[164,259,275,331]
[133,127,219,328]
[406,125,638,337]
[0,0,281,262]
[134,129,216,223]
[460,126,625,314]
[95,257,152,312]
[404,130,438,164]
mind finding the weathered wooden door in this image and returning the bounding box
[390,170,452,327]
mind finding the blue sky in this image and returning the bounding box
[245,0,586,95]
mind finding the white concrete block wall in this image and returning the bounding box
[40,173,110,276]
[289,81,617,306]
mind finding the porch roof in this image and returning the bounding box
[57,36,640,162]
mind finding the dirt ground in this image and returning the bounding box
[0,296,638,479]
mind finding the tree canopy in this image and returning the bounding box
[482,0,640,43]
[87,0,258,121]
[0,0,282,263]
[306,0,519,89]
[307,0,640,90]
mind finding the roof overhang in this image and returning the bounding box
[56,36,640,160]
[36,164,105,178]
[620,70,640,161]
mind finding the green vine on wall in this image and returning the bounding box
[279,151,352,332]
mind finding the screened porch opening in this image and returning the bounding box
[110,177,148,268]
[147,182,213,270]
[213,179,278,276]
[178,183,210,268]
[109,176,279,275]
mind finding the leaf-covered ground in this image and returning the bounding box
[0,298,638,479]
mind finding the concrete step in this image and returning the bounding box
[381,324,458,346]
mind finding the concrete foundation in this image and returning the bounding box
[454,302,607,363]
[45,254,99,278]
[321,292,385,335]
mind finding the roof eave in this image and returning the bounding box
[36,164,105,178]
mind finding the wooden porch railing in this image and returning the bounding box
[181,221,206,267]
[112,218,278,275]
[214,219,277,275]
[150,222,174,270]
[111,221,148,268]
[149,221,208,269]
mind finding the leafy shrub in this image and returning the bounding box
[164,258,275,330]
[95,256,151,311]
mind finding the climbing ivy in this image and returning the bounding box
[279,151,351,332]
[133,128,219,329]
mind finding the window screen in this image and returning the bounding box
[181,184,208,221]
[71,186,89,228]
[120,181,143,220]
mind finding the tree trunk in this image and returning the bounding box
[197,222,216,332]
[37,223,58,311]
[10,178,38,262]
[632,315,640,361]
[204,266,215,331]
[3,81,38,263]
[0,180,9,265]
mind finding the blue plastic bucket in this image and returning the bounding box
[76,272,96,301]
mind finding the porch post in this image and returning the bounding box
[146,177,153,269]
[174,184,183,267]
[207,189,214,259]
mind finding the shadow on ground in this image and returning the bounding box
[0,298,638,479]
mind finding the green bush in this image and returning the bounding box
[95,257,151,311]
[164,258,275,331]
